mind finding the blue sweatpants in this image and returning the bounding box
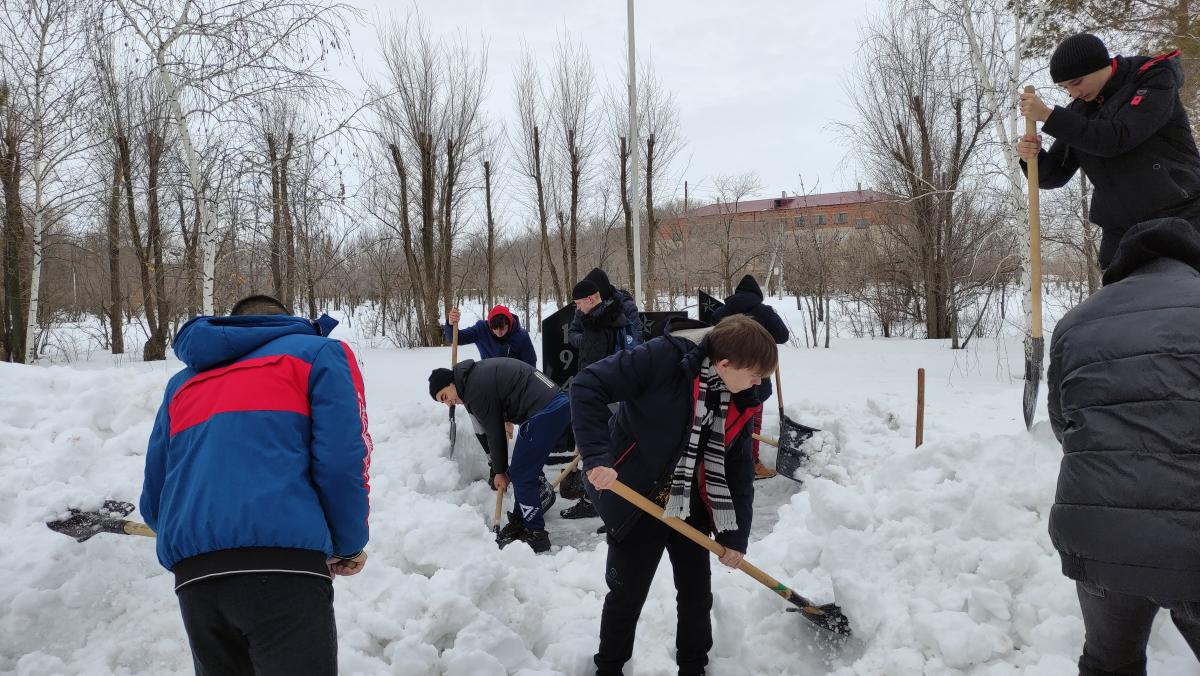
[510,392,572,530]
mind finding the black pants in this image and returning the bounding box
[1076,581,1200,675]
[595,500,714,676]
[177,573,336,676]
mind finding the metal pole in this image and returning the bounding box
[627,0,643,308]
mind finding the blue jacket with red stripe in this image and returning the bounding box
[570,318,759,552]
[140,314,372,571]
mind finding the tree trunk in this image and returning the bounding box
[620,136,634,291]
[440,137,456,329]
[118,134,160,345]
[267,132,283,302]
[1,96,26,363]
[568,128,579,285]
[419,132,441,347]
[387,143,427,335]
[143,131,168,361]
[281,132,296,312]
[534,127,563,304]
[107,157,124,354]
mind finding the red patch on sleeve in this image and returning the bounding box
[1131,95,1144,107]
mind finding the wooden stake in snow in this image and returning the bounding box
[916,368,926,448]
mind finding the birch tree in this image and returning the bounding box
[111,0,356,316]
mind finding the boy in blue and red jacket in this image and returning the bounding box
[570,314,777,676]
[140,295,372,675]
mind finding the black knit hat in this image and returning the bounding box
[1050,33,1110,83]
[428,368,454,400]
[573,280,599,300]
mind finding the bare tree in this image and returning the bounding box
[511,48,565,304]
[549,36,599,286]
[112,0,356,316]
[841,4,1007,344]
[0,81,26,362]
[0,0,92,362]
[707,172,766,295]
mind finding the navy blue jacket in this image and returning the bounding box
[141,315,372,572]
[570,319,758,552]
[442,305,536,367]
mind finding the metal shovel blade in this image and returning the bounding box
[1023,335,1044,430]
[46,500,138,542]
[775,415,819,483]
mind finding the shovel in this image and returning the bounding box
[46,500,155,542]
[1022,85,1045,430]
[608,479,851,636]
[770,366,820,482]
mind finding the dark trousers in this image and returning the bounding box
[510,392,572,529]
[595,498,714,676]
[1076,581,1200,675]
[177,573,336,676]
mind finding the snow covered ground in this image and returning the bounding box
[3,300,1199,675]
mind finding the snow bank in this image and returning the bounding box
[3,327,1198,674]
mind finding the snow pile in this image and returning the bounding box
[3,330,1199,674]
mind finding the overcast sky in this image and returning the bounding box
[338,0,882,205]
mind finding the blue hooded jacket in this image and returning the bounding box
[140,314,372,571]
[441,305,537,367]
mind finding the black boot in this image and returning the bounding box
[559,468,586,501]
[496,510,525,542]
[560,497,597,519]
[501,528,551,553]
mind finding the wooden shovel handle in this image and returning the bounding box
[608,480,788,595]
[1024,85,1043,338]
[451,323,459,365]
[550,454,583,488]
[774,365,785,410]
[123,521,156,538]
[494,484,506,530]
[752,433,779,448]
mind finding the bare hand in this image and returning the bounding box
[587,466,617,491]
[1015,134,1043,162]
[1018,90,1052,122]
[493,472,509,492]
[448,307,460,325]
[719,548,745,569]
[328,550,368,577]
[505,422,514,440]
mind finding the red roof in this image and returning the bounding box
[683,188,888,218]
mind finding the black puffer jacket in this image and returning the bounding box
[1047,217,1200,600]
[570,318,758,552]
[568,268,642,369]
[454,358,560,474]
[1024,52,1200,267]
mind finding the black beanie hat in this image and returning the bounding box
[573,280,599,300]
[734,274,763,299]
[428,368,454,400]
[1050,33,1110,83]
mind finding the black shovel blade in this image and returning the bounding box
[776,415,819,484]
[1023,336,1044,430]
[449,405,457,457]
[785,600,853,636]
[47,510,130,542]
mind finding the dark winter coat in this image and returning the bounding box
[454,357,561,474]
[1023,52,1200,268]
[1047,217,1200,600]
[442,305,537,367]
[568,268,643,369]
[711,275,790,344]
[570,318,759,553]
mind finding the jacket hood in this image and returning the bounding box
[584,267,616,301]
[173,314,337,371]
[733,275,763,299]
[1103,217,1200,285]
[486,305,521,337]
[1128,50,1184,86]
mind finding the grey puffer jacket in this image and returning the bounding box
[454,358,560,474]
[1048,217,1200,600]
